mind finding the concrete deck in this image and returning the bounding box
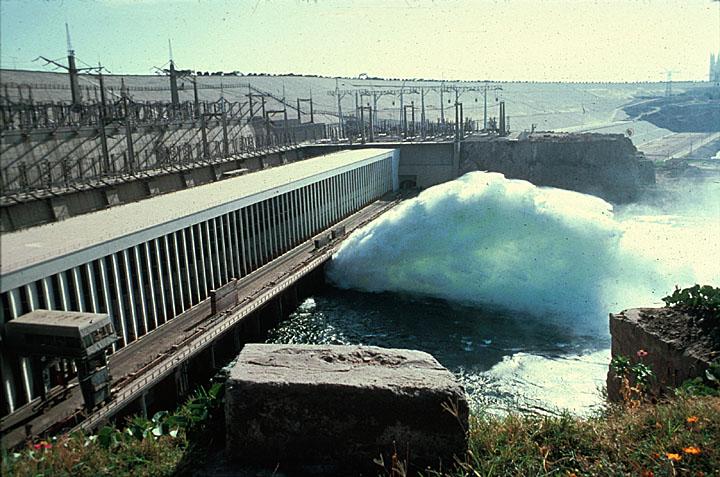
[1,148,394,290]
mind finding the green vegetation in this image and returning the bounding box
[663,284,720,322]
[1,383,223,477]
[438,396,720,477]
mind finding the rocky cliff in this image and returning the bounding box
[460,132,655,203]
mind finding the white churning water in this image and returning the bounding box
[327,171,720,332]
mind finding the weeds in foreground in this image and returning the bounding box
[1,383,223,477]
[435,396,720,477]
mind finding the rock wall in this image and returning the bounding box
[460,132,655,203]
[607,308,716,401]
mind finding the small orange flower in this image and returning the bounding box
[637,349,649,358]
[641,470,655,477]
[686,416,699,424]
[683,446,702,455]
[651,452,660,459]
[666,453,682,462]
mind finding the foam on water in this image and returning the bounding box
[327,172,720,330]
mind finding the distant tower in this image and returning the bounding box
[711,53,716,82]
[168,39,179,106]
[712,53,720,84]
[66,23,82,106]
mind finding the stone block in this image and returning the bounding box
[225,344,468,474]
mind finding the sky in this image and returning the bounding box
[1,0,719,82]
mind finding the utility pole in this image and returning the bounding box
[168,40,180,106]
[97,63,110,173]
[420,88,426,138]
[65,23,82,107]
[439,81,445,126]
[38,24,100,107]
[335,78,344,138]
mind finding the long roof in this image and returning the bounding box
[1,148,395,291]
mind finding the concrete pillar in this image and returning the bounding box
[163,236,178,319]
[210,343,217,370]
[193,227,208,300]
[228,213,240,278]
[187,227,201,305]
[7,289,33,404]
[203,222,216,291]
[110,254,130,345]
[180,229,194,306]
[224,214,236,280]
[85,263,100,313]
[122,249,139,341]
[133,246,149,335]
[41,277,56,310]
[71,267,86,312]
[248,206,258,271]
[236,210,248,277]
[139,392,148,419]
[153,239,169,325]
[217,217,228,284]
[172,232,186,313]
[95,258,120,352]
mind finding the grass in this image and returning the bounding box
[3,392,719,476]
[1,384,224,477]
[438,396,720,477]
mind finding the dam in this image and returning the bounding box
[0,67,708,451]
[0,147,398,447]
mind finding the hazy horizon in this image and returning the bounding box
[1,0,719,83]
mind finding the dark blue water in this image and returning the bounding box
[267,287,611,416]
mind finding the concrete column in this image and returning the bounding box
[298,187,307,240]
[203,222,216,291]
[265,200,275,260]
[312,182,320,234]
[153,239,169,325]
[122,249,139,341]
[178,230,192,307]
[248,206,259,271]
[8,289,33,404]
[288,190,296,245]
[282,193,291,251]
[24,282,39,310]
[228,212,241,278]
[187,227,201,305]
[224,214,236,280]
[110,253,130,345]
[217,217,229,284]
[321,179,329,228]
[138,392,148,419]
[236,210,248,276]
[97,258,116,351]
[162,236,178,319]
[84,262,100,313]
[133,246,149,335]
[275,196,285,255]
[41,277,56,310]
[71,267,86,312]
[193,227,208,301]
[58,271,74,313]
[172,232,186,312]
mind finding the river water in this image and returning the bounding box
[267,170,720,416]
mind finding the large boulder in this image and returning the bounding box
[607,308,719,401]
[225,344,468,474]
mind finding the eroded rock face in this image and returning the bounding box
[607,308,718,401]
[225,344,468,474]
[460,133,654,203]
